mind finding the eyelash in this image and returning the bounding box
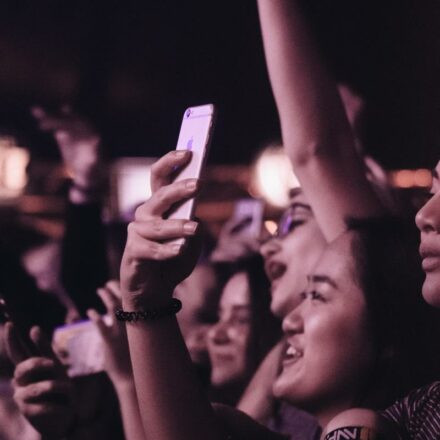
[286,220,305,233]
[301,290,326,302]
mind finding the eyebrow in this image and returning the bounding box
[289,187,302,198]
[308,274,338,289]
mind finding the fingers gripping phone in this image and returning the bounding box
[166,104,216,231]
[0,295,38,357]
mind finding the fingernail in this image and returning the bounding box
[175,150,187,158]
[184,221,198,234]
[186,179,198,190]
[171,243,184,253]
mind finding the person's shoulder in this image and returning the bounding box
[394,381,440,411]
[382,381,440,437]
[213,403,288,440]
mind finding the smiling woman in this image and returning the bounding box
[273,233,373,423]
[207,256,281,405]
[273,216,434,428]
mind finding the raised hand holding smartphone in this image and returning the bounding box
[166,104,216,240]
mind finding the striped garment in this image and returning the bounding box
[382,381,440,439]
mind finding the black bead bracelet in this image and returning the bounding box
[115,298,182,322]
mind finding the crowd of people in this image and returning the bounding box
[0,1,439,439]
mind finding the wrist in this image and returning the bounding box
[112,376,136,393]
[117,297,182,323]
[121,286,175,310]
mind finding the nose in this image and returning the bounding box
[186,326,209,352]
[416,192,440,234]
[260,236,281,260]
[207,321,230,346]
[282,303,304,335]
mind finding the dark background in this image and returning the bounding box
[0,0,438,168]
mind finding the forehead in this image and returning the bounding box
[220,272,250,307]
[311,233,358,290]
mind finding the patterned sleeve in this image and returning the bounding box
[382,382,440,440]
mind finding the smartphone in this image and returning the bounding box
[52,317,111,377]
[166,104,216,227]
[231,198,264,239]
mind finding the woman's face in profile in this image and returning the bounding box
[260,189,327,319]
[416,160,440,307]
[273,233,374,413]
[207,272,253,388]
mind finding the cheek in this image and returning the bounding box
[229,325,252,352]
[187,324,210,346]
[283,229,326,273]
[306,308,373,376]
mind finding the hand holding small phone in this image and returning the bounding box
[0,296,38,360]
[211,198,264,262]
[165,104,216,245]
[4,323,76,438]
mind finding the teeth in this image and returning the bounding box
[286,345,302,359]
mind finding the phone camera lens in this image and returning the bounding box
[185,109,192,118]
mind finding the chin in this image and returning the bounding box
[211,371,233,388]
[422,276,440,308]
[272,373,299,400]
[272,378,288,400]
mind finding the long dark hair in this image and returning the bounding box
[347,216,440,408]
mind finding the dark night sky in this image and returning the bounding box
[0,0,438,168]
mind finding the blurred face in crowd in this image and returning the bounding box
[175,264,219,366]
[260,188,327,318]
[273,233,374,421]
[22,242,61,294]
[207,272,253,388]
[416,161,440,307]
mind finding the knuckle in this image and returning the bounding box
[134,204,144,220]
[127,222,136,235]
[12,389,21,402]
[30,384,42,398]
[44,381,56,393]
[151,160,160,175]
[151,218,163,234]
[156,188,169,206]
[150,242,163,261]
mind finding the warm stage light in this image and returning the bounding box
[0,136,30,198]
[251,145,299,208]
[390,169,432,188]
[264,220,278,236]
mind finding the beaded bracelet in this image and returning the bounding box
[115,298,182,322]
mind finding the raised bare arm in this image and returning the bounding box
[257,0,384,240]
[119,150,228,440]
